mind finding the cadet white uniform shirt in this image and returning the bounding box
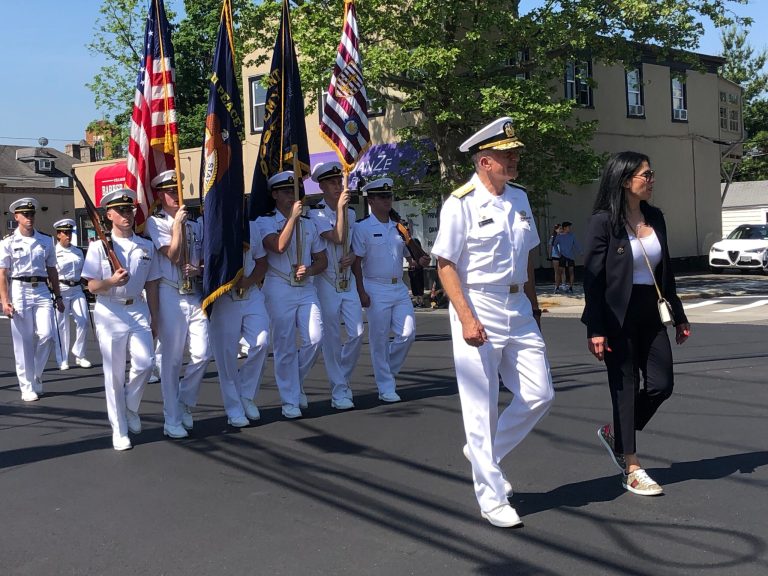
[0,229,57,277]
[256,213,326,280]
[55,244,85,282]
[309,205,356,286]
[82,236,161,299]
[351,217,409,281]
[144,211,203,286]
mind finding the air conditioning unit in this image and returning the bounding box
[37,159,53,172]
[54,176,72,188]
[673,108,688,121]
[628,104,645,116]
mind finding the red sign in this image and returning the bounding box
[93,162,127,207]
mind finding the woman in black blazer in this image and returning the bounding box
[582,151,691,496]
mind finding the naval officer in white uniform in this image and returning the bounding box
[352,178,429,402]
[81,188,161,451]
[432,117,554,528]
[52,218,92,371]
[145,170,210,439]
[308,161,363,410]
[0,197,64,402]
[257,171,327,419]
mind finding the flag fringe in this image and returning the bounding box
[201,268,243,317]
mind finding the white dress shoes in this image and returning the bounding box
[126,409,142,434]
[227,415,250,428]
[21,391,39,402]
[163,423,188,439]
[282,405,303,419]
[378,392,401,403]
[299,392,309,409]
[240,397,261,421]
[112,433,132,451]
[331,397,355,410]
[59,362,70,371]
[481,504,523,528]
[75,357,92,368]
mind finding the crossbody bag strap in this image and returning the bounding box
[626,224,664,301]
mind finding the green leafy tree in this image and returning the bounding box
[87,0,257,152]
[719,24,768,182]
[241,0,748,207]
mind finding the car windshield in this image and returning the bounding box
[727,225,768,240]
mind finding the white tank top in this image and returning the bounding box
[629,229,662,285]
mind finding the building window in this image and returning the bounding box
[249,75,266,133]
[730,109,740,132]
[565,60,592,107]
[626,67,644,117]
[719,91,741,133]
[505,49,530,80]
[720,106,729,130]
[671,76,687,122]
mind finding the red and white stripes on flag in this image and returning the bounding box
[125,0,178,231]
[319,0,371,172]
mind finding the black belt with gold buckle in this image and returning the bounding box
[61,280,80,287]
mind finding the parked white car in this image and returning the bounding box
[709,224,768,273]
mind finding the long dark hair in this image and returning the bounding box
[593,151,650,233]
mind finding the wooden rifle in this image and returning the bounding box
[72,172,122,273]
[389,208,429,261]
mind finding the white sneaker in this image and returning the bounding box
[126,409,142,434]
[180,402,194,430]
[59,362,70,371]
[299,392,309,409]
[240,397,261,421]
[75,357,92,368]
[481,504,523,528]
[378,392,401,403]
[112,433,132,451]
[227,415,250,428]
[622,468,664,496]
[21,391,39,402]
[462,444,513,496]
[331,397,355,410]
[282,405,303,419]
[163,423,188,439]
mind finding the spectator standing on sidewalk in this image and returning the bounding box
[547,223,562,291]
[553,221,581,293]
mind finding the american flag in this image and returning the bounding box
[125,0,178,230]
[319,0,370,172]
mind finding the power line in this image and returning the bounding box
[0,136,83,143]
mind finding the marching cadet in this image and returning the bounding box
[0,197,64,402]
[145,170,210,439]
[352,178,429,402]
[308,161,363,410]
[432,117,554,528]
[257,170,327,419]
[52,218,92,370]
[81,188,161,451]
[207,219,270,428]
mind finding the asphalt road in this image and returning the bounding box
[2,289,767,575]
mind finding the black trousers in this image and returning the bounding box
[604,285,674,455]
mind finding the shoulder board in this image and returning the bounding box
[263,211,276,217]
[3,233,12,240]
[508,182,527,192]
[356,215,371,223]
[316,203,325,209]
[300,214,311,220]
[451,182,475,198]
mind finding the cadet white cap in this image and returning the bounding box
[361,177,394,196]
[310,161,343,183]
[53,218,76,231]
[10,197,39,213]
[268,170,304,192]
[150,169,180,190]
[458,116,525,154]
[101,188,137,209]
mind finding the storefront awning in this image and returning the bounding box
[349,140,432,190]
[94,161,127,207]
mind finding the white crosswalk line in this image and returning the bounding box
[715,299,768,313]
[684,300,721,309]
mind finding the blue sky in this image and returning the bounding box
[0,0,766,150]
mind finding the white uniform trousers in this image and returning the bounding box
[54,285,89,364]
[156,284,210,428]
[93,299,155,437]
[9,281,55,395]
[316,277,364,402]
[208,289,270,419]
[262,277,323,409]
[363,279,415,395]
[450,289,554,513]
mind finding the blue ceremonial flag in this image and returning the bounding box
[201,0,246,316]
[248,0,310,219]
